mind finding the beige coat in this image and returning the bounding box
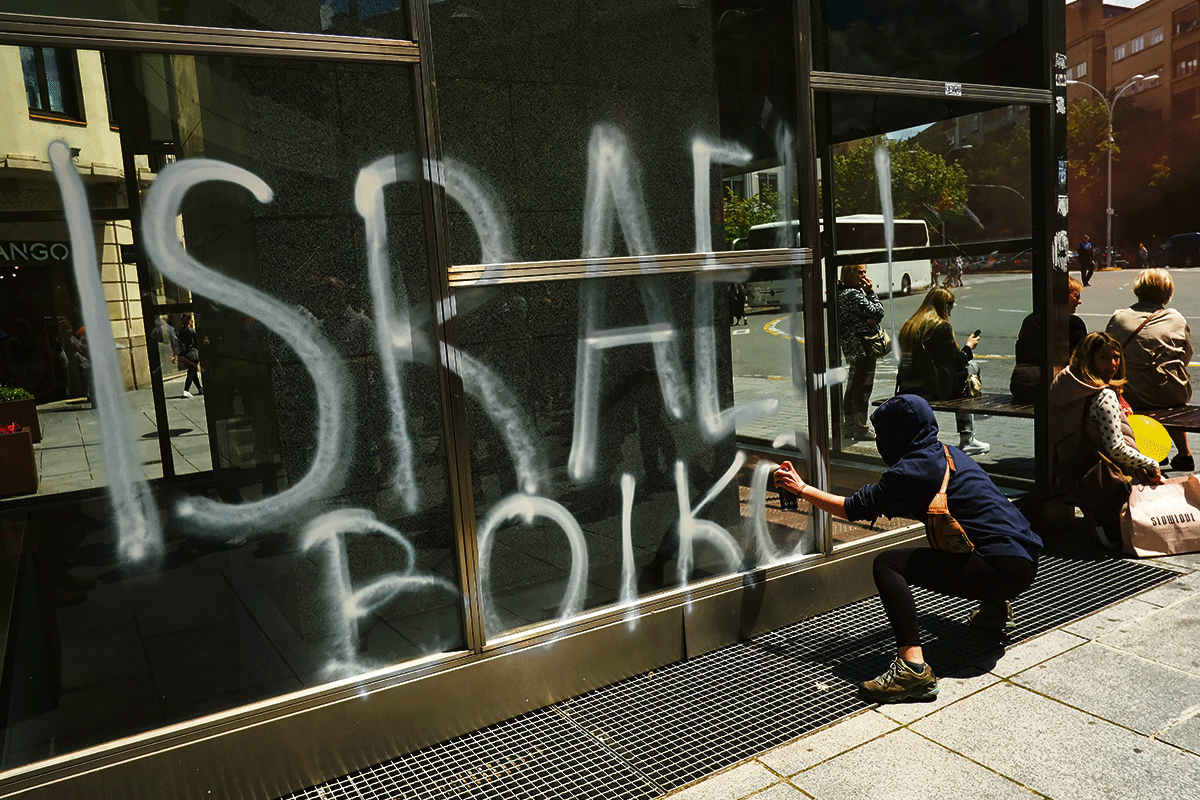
[1105,304,1193,409]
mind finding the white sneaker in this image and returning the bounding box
[182,390,193,398]
[960,437,990,455]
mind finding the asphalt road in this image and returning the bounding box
[732,267,1200,388]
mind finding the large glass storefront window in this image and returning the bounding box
[0,1,1061,792]
[429,0,828,637]
[0,47,462,768]
[822,100,1037,551]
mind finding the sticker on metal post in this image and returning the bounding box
[944,83,963,97]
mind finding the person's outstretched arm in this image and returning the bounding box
[775,461,849,519]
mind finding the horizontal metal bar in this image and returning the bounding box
[0,13,418,62]
[810,71,1053,106]
[448,248,814,288]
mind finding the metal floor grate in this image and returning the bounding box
[278,553,1173,800]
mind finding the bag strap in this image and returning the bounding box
[931,444,954,511]
[1121,309,1164,350]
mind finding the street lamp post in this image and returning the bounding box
[1067,73,1158,270]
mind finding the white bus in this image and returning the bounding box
[732,215,932,305]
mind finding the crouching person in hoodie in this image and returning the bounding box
[774,394,1042,703]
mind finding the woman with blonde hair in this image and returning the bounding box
[1105,268,1194,472]
[895,286,989,454]
[1050,331,1163,546]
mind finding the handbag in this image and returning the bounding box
[1073,452,1132,525]
[963,372,982,398]
[1058,402,1133,526]
[925,445,974,553]
[1120,474,1200,557]
[861,327,891,359]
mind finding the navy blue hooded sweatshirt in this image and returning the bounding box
[844,395,1042,562]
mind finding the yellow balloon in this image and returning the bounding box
[1128,414,1172,462]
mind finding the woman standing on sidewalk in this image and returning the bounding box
[176,314,203,398]
[836,264,885,442]
[774,394,1042,703]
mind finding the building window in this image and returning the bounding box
[1131,35,1145,54]
[1151,26,1165,46]
[1177,43,1200,77]
[19,46,83,121]
[1114,43,1127,62]
[1175,4,1198,37]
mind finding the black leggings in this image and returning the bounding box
[872,548,1037,648]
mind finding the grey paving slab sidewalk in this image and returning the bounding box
[664,551,1200,800]
[29,372,211,494]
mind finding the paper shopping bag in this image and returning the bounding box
[1120,474,1200,557]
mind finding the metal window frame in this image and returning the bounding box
[808,6,1061,511]
[0,13,419,62]
[19,43,85,120]
[0,2,1067,797]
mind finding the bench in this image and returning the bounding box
[873,395,1200,433]
[1140,405,1200,433]
[873,392,1033,418]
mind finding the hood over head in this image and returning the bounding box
[1048,364,1102,406]
[870,394,941,465]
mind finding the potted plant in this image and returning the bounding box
[0,422,38,497]
[0,385,39,443]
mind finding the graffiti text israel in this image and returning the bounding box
[48,126,812,673]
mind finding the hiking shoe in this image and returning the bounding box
[959,437,990,456]
[969,600,1015,631]
[858,656,938,703]
[1171,453,1195,473]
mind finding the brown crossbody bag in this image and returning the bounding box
[925,445,975,553]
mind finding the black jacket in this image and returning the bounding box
[845,395,1042,561]
[895,320,970,401]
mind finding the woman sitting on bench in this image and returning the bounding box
[895,287,989,455]
[1050,331,1163,547]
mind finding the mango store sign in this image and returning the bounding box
[0,240,71,266]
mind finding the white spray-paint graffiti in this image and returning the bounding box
[692,134,782,441]
[302,508,458,678]
[569,125,691,482]
[48,121,823,668]
[141,159,354,536]
[49,141,162,564]
[354,153,543,508]
[874,146,903,364]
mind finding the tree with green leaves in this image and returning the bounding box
[721,185,779,248]
[832,138,968,234]
[1066,96,1112,211]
